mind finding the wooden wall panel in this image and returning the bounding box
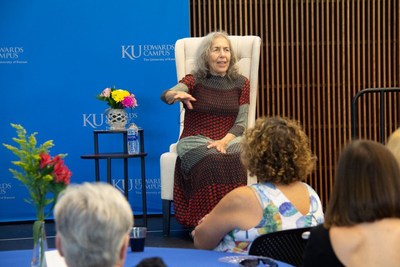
[189,0,400,208]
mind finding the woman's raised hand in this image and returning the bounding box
[173,91,197,109]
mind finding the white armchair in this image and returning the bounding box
[160,35,261,235]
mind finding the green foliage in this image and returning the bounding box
[3,123,71,221]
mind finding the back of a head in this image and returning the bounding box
[325,140,400,227]
[241,116,316,184]
[54,182,133,267]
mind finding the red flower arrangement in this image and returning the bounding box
[3,123,72,267]
[39,153,71,184]
[3,124,72,221]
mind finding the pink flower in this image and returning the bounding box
[130,94,138,107]
[121,95,133,108]
[100,88,111,97]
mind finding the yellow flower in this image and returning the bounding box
[111,89,130,102]
[42,174,53,182]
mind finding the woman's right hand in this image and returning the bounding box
[167,91,197,109]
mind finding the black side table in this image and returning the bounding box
[81,129,147,226]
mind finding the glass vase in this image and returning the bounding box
[31,220,48,267]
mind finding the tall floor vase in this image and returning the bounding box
[31,221,48,267]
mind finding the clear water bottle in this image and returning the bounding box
[127,123,140,154]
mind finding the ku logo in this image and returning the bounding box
[82,113,105,128]
[121,45,142,60]
[82,112,137,129]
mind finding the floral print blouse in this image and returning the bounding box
[213,182,324,254]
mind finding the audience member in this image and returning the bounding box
[54,182,133,267]
[135,257,167,267]
[192,116,324,254]
[303,140,400,267]
[386,127,400,164]
[160,31,251,228]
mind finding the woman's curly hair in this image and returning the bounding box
[241,116,316,184]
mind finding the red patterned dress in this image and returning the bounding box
[163,73,250,228]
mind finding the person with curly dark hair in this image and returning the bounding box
[191,116,324,254]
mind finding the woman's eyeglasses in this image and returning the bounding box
[239,257,278,267]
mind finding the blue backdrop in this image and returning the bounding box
[0,0,189,222]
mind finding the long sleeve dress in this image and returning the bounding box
[161,73,250,228]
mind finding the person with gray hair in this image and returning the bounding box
[54,182,133,267]
[160,31,251,228]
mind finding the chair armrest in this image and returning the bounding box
[169,143,177,153]
[160,151,178,200]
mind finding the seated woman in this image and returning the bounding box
[160,31,250,228]
[303,140,400,267]
[191,116,324,254]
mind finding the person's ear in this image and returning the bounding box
[55,233,64,257]
[116,234,130,267]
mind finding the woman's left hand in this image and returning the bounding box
[207,140,228,153]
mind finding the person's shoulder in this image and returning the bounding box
[241,74,249,80]
[231,74,249,89]
[302,182,320,196]
[221,185,256,208]
[180,73,195,81]
[236,74,249,82]
[225,185,254,199]
[179,74,196,86]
